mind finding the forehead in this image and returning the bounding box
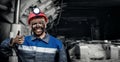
[30,17,45,23]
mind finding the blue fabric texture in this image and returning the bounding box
[0,34,67,62]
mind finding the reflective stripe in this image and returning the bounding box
[36,47,57,53]
[18,45,57,53]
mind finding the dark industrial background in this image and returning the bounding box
[1,0,120,62]
[1,0,120,41]
[54,0,120,40]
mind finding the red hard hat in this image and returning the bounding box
[28,12,48,24]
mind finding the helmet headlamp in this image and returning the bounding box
[28,8,48,24]
[33,8,40,14]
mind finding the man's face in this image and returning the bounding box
[30,17,47,36]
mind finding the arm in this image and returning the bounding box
[0,32,24,57]
[59,45,68,62]
[56,40,67,62]
[0,38,13,57]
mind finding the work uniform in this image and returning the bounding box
[0,33,67,62]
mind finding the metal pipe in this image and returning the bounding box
[14,0,21,24]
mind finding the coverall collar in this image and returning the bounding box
[31,33,50,43]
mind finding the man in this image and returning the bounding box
[0,8,67,62]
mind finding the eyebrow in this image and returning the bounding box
[32,20,45,24]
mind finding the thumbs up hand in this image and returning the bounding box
[10,31,24,46]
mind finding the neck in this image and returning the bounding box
[40,32,46,39]
[35,32,46,39]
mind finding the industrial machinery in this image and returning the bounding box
[1,0,120,62]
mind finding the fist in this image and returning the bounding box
[10,31,24,46]
[13,35,24,44]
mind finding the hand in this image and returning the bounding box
[10,31,24,46]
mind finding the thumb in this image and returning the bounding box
[17,30,20,36]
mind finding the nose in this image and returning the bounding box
[32,23,41,28]
[36,23,42,27]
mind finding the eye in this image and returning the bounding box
[39,21,45,24]
[32,23,37,25]
[32,24,36,28]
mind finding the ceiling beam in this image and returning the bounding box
[67,1,120,7]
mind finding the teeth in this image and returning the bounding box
[36,29,41,31]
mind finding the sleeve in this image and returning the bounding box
[0,38,13,57]
[59,46,68,62]
[57,41,68,62]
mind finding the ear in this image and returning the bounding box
[45,23,47,28]
[46,21,48,24]
[29,24,32,30]
[43,19,48,28]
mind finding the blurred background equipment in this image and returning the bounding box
[0,0,62,62]
[1,0,120,62]
[0,0,62,42]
